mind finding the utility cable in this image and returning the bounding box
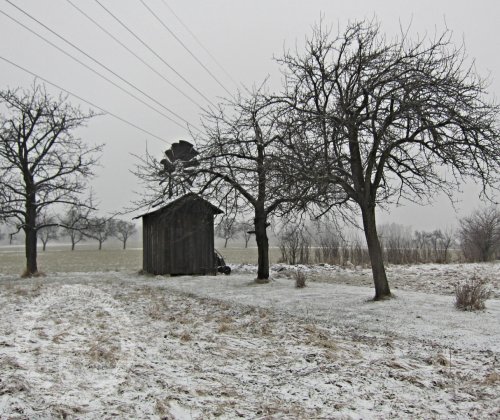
[140,0,233,97]
[161,0,242,91]
[94,0,217,108]
[65,0,205,110]
[0,8,199,132]
[161,0,241,90]
[0,55,171,144]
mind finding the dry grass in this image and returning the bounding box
[179,331,192,342]
[294,270,307,288]
[148,300,165,320]
[455,275,491,311]
[483,371,500,385]
[87,335,120,368]
[217,322,232,333]
[0,245,143,275]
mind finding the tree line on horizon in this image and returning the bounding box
[0,214,137,251]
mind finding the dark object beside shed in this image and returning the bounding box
[136,193,223,275]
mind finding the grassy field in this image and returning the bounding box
[0,244,282,275]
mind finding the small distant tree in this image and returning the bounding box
[60,206,90,251]
[111,219,137,250]
[278,223,311,265]
[216,217,239,248]
[238,221,253,248]
[458,207,500,262]
[86,217,114,250]
[38,214,59,251]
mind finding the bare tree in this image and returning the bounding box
[0,83,101,275]
[458,207,500,262]
[86,217,114,250]
[275,21,500,299]
[60,205,92,251]
[111,219,137,250]
[237,220,254,248]
[136,89,320,281]
[216,216,239,248]
[37,213,59,251]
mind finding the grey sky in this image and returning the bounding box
[1,0,498,230]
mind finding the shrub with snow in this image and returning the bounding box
[454,275,491,311]
[294,270,307,288]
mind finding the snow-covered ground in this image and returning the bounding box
[0,262,498,419]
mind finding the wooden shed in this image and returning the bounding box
[136,193,223,275]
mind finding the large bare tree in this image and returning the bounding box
[0,83,102,275]
[275,21,500,299]
[136,90,319,281]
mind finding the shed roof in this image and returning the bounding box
[133,193,223,219]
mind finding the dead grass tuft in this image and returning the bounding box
[13,282,43,297]
[155,398,174,418]
[179,331,192,342]
[455,275,491,311]
[148,300,165,320]
[20,270,46,279]
[294,270,307,288]
[426,353,450,367]
[87,335,120,368]
[483,371,500,385]
[217,322,232,333]
[0,375,30,395]
[52,331,69,344]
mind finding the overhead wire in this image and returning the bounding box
[0,8,198,133]
[93,0,217,108]
[139,0,233,98]
[0,55,171,144]
[65,0,205,110]
[3,1,201,132]
[160,0,242,91]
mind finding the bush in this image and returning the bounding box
[454,275,491,311]
[458,207,500,262]
[278,225,311,265]
[294,270,307,288]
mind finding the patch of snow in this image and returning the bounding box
[0,262,498,418]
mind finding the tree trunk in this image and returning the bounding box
[123,239,127,250]
[361,204,391,300]
[98,241,102,250]
[254,211,270,282]
[224,238,229,248]
[42,240,47,251]
[24,193,38,276]
[71,240,75,251]
[24,226,38,276]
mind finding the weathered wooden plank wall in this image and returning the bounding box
[140,195,220,275]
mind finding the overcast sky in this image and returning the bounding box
[1,0,498,230]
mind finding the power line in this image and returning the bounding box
[3,0,200,132]
[94,0,217,108]
[0,8,198,133]
[139,0,233,97]
[65,0,205,110]
[0,55,171,144]
[161,0,242,91]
